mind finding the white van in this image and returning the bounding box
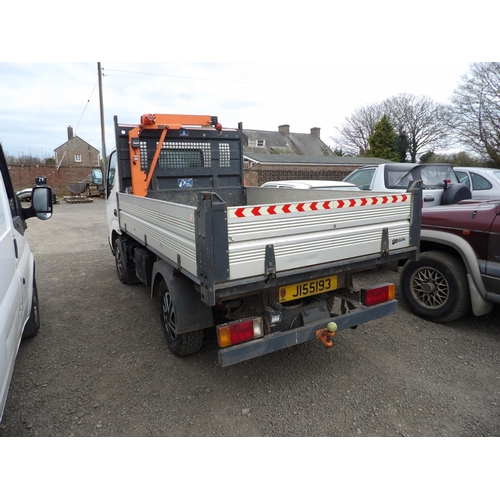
[0,144,53,422]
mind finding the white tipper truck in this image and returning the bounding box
[106,113,422,367]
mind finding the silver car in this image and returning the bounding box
[454,167,500,200]
[343,163,470,207]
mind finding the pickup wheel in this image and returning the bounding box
[23,276,40,338]
[158,281,204,357]
[400,251,470,323]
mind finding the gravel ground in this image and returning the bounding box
[1,198,500,437]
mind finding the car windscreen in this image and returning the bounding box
[343,168,375,189]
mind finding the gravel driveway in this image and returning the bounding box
[1,198,499,437]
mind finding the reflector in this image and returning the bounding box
[361,283,395,306]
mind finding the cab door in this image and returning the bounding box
[105,150,120,250]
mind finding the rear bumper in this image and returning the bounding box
[218,299,398,367]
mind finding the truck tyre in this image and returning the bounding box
[23,276,40,338]
[158,281,204,357]
[400,251,470,323]
[114,238,135,285]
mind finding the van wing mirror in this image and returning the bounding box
[23,186,53,220]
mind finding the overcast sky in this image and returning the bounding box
[0,61,475,159]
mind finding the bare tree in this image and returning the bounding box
[332,93,452,161]
[450,62,500,167]
[383,94,452,162]
[332,103,384,156]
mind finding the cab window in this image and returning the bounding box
[106,152,117,198]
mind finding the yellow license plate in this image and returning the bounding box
[279,275,338,303]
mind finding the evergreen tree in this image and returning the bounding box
[366,115,399,161]
[395,127,409,162]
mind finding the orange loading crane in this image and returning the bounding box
[128,113,222,197]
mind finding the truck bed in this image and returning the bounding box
[117,185,420,305]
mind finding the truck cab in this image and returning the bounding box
[0,144,53,422]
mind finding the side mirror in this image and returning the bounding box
[23,186,53,220]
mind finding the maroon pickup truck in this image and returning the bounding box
[400,198,500,322]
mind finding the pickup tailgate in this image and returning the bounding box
[227,190,415,280]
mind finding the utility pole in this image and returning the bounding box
[98,62,107,191]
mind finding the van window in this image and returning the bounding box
[0,183,5,227]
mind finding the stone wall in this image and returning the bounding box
[8,165,95,197]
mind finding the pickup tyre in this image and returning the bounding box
[400,251,470,322]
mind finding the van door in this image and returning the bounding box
[0,173,23,416]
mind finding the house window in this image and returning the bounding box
[256,139,265,147]
[75,154,82,163]
[249,139,265,148]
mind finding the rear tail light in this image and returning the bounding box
[361,283,395,306]
[217,318,264,348]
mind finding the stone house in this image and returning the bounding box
[54,126,100,168]
[10,127,101,197]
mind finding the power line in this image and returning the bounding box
[74,78,99,133]
[102,67,280,87]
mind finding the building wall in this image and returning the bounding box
[54,136,100,168]
[9,165,96,197]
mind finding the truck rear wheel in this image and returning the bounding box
[158,281,204,357]
[400,251,470,322]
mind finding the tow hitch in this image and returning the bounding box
[315,321,338,347]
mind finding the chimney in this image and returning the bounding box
[68,126,74,141]
[278,124,290,136]
[310,127,321,139]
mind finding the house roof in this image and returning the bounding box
[54,135,100,153]
[243,127,329,156]
[244,153,391,166]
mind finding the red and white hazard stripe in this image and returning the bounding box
[229,194,408,218]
